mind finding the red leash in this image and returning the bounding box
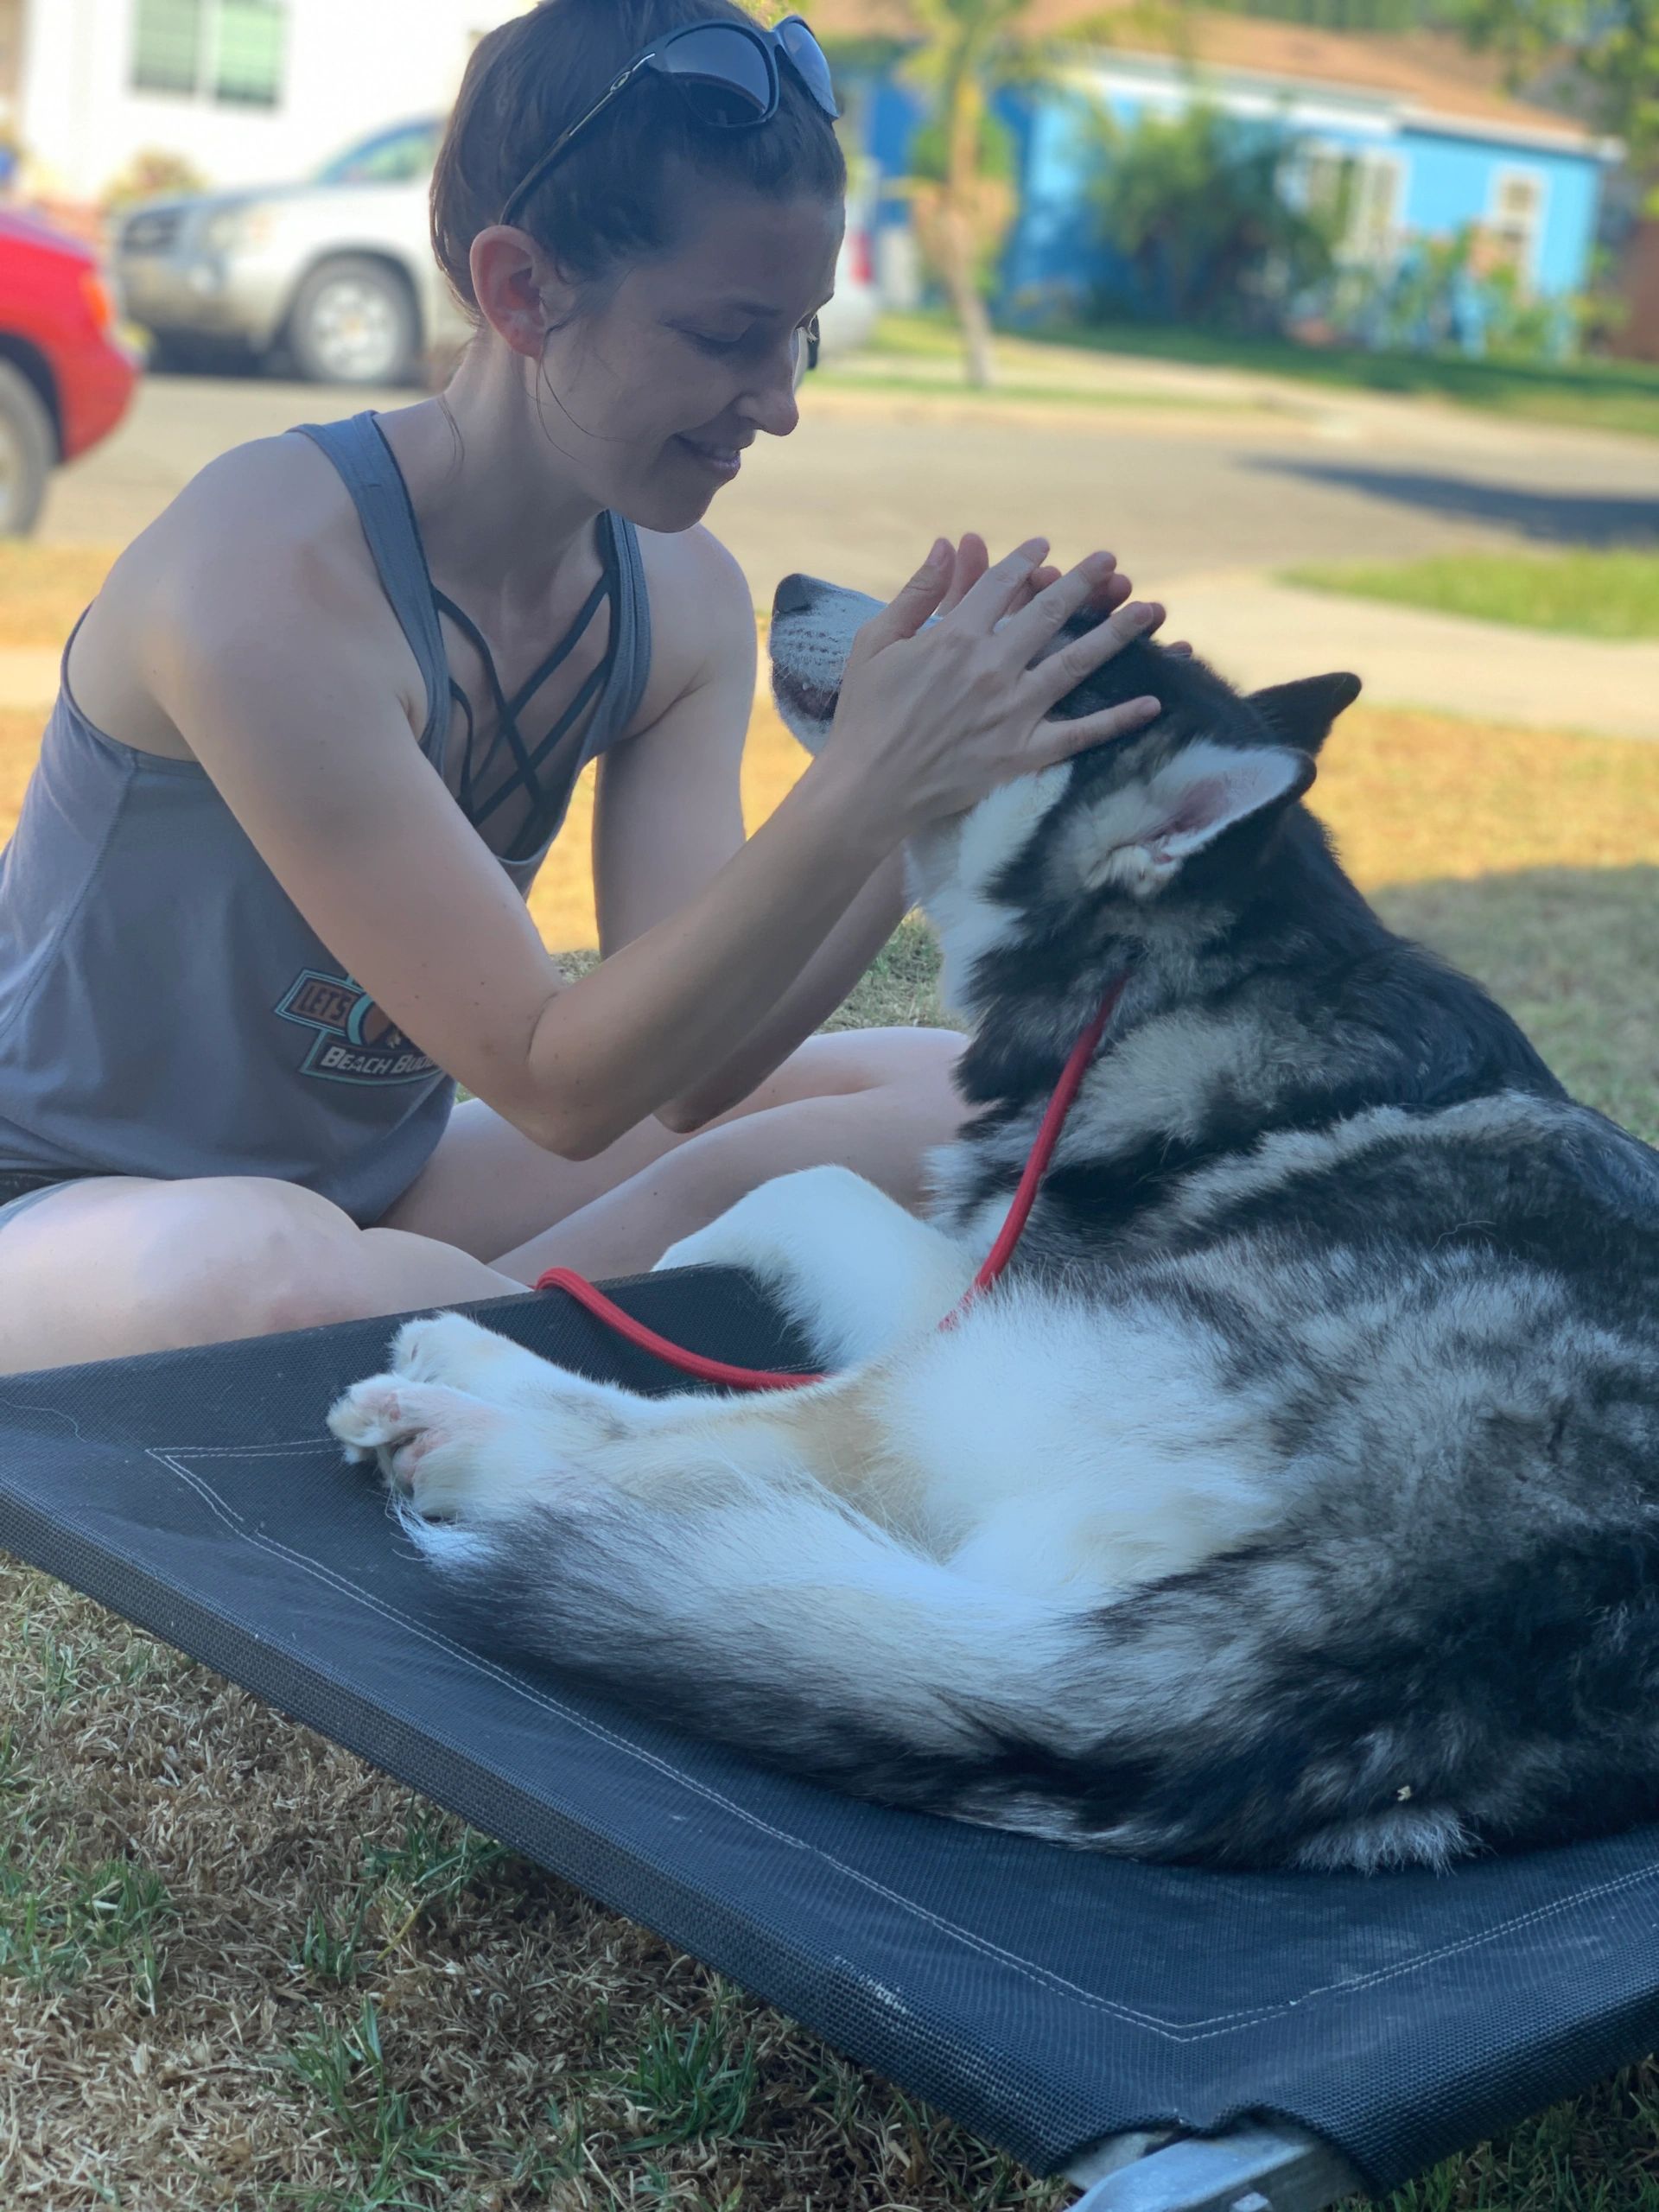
[535,974,1128,1392]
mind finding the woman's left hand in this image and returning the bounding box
[937,531,1192,656]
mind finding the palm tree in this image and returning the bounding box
[905,0,1039,388]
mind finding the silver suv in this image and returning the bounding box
[116,118,878,386]
[116,118,458,384]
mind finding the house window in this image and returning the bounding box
[131,0,202,94]
[1488,167,1546,280]
[131,0,285,107]
[1300,146,1406,265]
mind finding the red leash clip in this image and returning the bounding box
[536,975,1128,1392]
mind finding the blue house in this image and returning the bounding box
[823,6,1618,323]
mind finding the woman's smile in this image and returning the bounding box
[672,430,753,481]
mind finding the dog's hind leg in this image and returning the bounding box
[655,1164,977,1367]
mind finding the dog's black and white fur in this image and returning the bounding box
[329,576,1659,1873]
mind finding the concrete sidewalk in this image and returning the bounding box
[1157,571,1658,741]
[1,571,1651,739]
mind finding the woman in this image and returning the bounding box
[0,0,1167,1376]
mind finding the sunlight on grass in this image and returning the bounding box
[0,543,121,650]
[2,690,1655,957]
[1283,551,1659,641]
[512,688,1659,952]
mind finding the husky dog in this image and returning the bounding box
[329,575,1659,1873]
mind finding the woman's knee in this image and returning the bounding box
[3,1175,363,1361]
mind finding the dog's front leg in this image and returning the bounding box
[329,1353,931,1542]
[655,1164,976,1368]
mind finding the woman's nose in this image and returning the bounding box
[737,338,804,440]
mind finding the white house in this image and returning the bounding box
[3,0,532,202]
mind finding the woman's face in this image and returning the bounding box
[537,182,843,531]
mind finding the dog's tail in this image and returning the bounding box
[399,1471,1488,1872]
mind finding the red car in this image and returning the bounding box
[0,209,142,535]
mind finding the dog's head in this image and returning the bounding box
[769,572,1360,1017]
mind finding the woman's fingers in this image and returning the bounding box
[940,533,990,613]
[999,550,1128,658]
[1027,595,1166,709]
[1030,692,1163,771]
[850,538,954,664]
[952,537,1052,631]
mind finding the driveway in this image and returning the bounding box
[33,366,1659,734]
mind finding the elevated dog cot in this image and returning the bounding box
[3,1268,1658,2212]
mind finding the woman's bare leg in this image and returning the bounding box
[0,1175,527,1376]
[378,1027,965,1280]
[0,1034,964,1373]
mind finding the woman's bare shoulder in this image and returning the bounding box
[111,431,385,608]
[72,432,422,755]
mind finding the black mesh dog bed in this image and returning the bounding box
[3,1268,1657,2210]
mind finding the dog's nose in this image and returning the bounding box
[772,573,815,620]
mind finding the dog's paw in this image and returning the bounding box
[327,1374,557,1522]
[391,1312,531,1391]
[327,1376,486,1505]
[657,1166,869,1282]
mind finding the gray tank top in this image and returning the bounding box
[0,410,652,1224]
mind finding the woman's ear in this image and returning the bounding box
[467,225,581,359]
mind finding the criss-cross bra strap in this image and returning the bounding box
[298,412,652,868]
[430,556,617,847]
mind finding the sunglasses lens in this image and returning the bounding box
[777,19,841,118]
[660,25,774,124]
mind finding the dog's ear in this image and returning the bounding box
[1249,672,1361,755]
[1072,741,1316,899]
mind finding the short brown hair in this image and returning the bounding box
[431,0,847,318]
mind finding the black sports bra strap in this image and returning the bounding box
[430,589,546,823]
[503,570,611,721]
[468,644,617,842]
[429,508,632,863]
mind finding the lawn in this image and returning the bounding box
[1020,315,1659,443]
[843,310,1659,442]
[1281,550,1659,642]
[0,636,1656,2204]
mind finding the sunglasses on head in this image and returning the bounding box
[499,15,841,230]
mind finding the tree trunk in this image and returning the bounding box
[944,56,995,389]
[940,201,996,387]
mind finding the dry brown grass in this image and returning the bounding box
[6,682,1649,955]
[1,1560,1065,2212]
[1,662,1656,2209]
[0,544,121,651]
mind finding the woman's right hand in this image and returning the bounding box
[816,534,1169,841]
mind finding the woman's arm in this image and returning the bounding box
[141,479,905,1163]
[592,534,908,1131]
[140,448,1161,1165]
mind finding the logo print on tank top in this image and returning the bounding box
[274,969,437,1086]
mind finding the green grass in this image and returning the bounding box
[868,308,1659,441]
[1046,317,1659,439]
[1281,550,1659,640]
[1374,866,1658,1144]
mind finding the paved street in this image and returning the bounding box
[30,364,1659,734]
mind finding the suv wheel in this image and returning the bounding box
[286,256,418,385]
[0,360,54,536]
